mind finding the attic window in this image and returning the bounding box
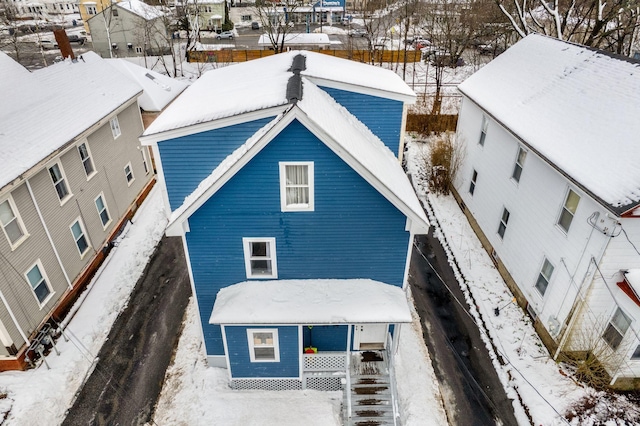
[243,238,277,279]
[279,162,314,212]
[112,8,118,16]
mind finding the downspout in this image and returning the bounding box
[26,180,72,289]
[0,288,29,343]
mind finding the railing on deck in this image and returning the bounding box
[387,332,401,426]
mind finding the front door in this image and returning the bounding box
[353,324,387,350]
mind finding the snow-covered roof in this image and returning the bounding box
[458,34,640,214]
[162,75,428,235]
[0,52,142,192]
[106,59,189,112]
[625,270,640,298]
[209,279,412,324]
[117,0,164,19]
[257,33,331,47]
[143,51,415,137]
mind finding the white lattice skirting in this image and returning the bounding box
[305,376,344,391]
[303,353,346,371]
[230,379,302,391]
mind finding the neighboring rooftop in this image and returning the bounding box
[106,59,189,112]
[116,0,165,19]
[0,52,142,192]
[458,34,640,214]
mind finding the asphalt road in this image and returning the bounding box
[410,232,519,426]
[62,236,191,426]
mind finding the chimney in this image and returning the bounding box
[53,28,75,60]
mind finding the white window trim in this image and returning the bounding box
[124,162,135,187]
[602,307,632,350]
[534,257,554,297]
[497,207,509,239]
[24,260,55,309]
[70,217,91,258]
[247,328,280,363]
[94,192,112,230]
[110,116,121,139]
[557,188,580,235]
[478,115,488,146]
[469,169,477,196]
[0,195,29,250]
[242,237,278,279]
[511,146,527,183]
[279,162,314,212]
[141,148,150,175]
[77,141,97,181]
[48,161,73,205]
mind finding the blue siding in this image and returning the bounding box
[185,119,411,356]
[303,325,348,351]
[158,117,276,209]
[319,86,403,156]
[225,326,299,378]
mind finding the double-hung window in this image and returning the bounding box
[535,258,554,296]
[631,345,640,360]
[497,208,510,239]
[247,329,279,362]
[49,163,71,202]
[25,261,52,305]
[110,117,121,139]
[558,189,580,233]
[469,170,478,195]
[95,194,111,228]
[478,115,488,146]
[603,307,631,350]
[512,147,527,183]
[243,238,277,279]
[280,162,314,212]
[78,142,96,178]
[124,162,135,185]
[70,219,90,256]
[0,197,27,248]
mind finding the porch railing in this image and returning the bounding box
[303,351,347,372]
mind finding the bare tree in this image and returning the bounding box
[495,0,640,55]
[252,0,299,52]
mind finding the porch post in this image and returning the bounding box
[346,324,352,418]
[299,325,305,389]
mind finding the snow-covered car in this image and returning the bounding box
[349,28,368,37]
[39,39,58,50]
[216,31,234,40]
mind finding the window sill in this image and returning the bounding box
[126,178,135,187]
[85,170,98,181]
[282,204,314,212]
[101,219,112,231]
[59,194,74,207]
[7,234,29,252]
[37,291,56,310]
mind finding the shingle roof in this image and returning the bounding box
[458,34,640,213]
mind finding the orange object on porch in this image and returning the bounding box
[304,347,318,354]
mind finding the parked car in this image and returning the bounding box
[39,39,58,50]
[216,31,234,40]
[68,34,87,45]
[349,28,368,37]
[251,21,260,30]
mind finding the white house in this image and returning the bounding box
[454,34,640,388]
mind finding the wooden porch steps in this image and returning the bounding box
[344,353,395,426]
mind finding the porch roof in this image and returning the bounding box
[209,279,412,325]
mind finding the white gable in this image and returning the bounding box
[458,34,640,212]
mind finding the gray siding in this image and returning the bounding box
[0,101,152,355]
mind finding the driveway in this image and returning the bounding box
[62,236,190,425]
[410,231,519,426]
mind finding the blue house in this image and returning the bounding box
[140,52,428,405]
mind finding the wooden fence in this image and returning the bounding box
[187,49,423,64]
[406,114,458,134]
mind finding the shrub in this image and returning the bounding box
[424,132,464,195]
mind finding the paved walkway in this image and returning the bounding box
[62,236,191,426]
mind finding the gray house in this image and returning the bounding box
[0,51,156,370]
[87,0,170,58]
